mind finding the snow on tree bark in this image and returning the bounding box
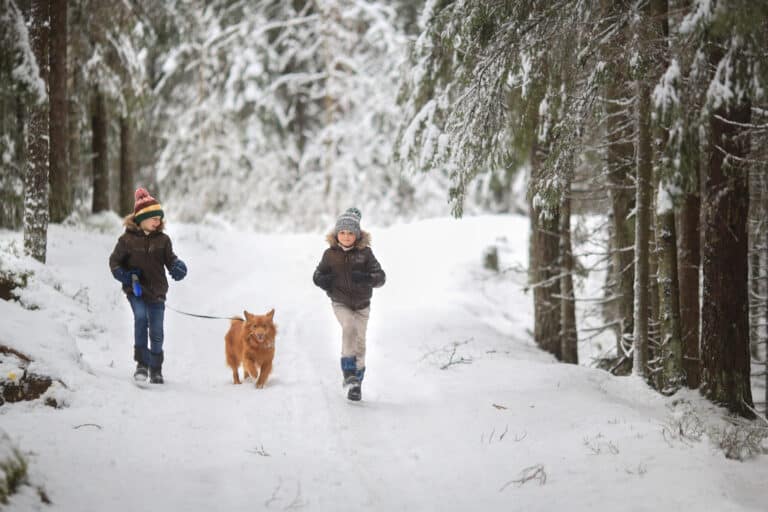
[655,187,685,393]
[23,0,50,264]
[633,78,653,379]
[647,0,685,393]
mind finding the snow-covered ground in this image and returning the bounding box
[1,214,767,511]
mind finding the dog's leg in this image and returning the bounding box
[231,365,241,385]
[256,361,272,389]
[243,359,259,385]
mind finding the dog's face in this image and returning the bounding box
[243,309,276,348]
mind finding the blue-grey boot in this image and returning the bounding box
[341,356,357,387]
[347,367,365,401]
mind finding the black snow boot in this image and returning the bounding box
[134,363,149,382]
[342,369,358,387]
[149,351,164,384]
[149,367,164,384]
[347,381,362,401]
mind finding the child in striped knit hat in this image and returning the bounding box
[312,208,386,401]
[108,187,188,384]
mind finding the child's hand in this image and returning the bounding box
[113,267,141,287]
[351,271,372,284]
[315,273,334,291]
[169,259,187,281]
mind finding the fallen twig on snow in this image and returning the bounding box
[440,339,474,370]
[499,464,547,491]
[73,423,102,430]
[246,444,271,457]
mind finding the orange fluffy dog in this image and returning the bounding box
[225,309,276,388]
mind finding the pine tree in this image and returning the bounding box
[153,0,411,229]
[90,84,109,213]
[0,0,42,229]
[633,74,653,379]
[648,0,686,393]
[599,0,635,369]
[398,1,604,361]
[699,19,755,419]
[48,0,69,222]
[23,0,50,263]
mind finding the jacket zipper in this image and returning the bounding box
[344,251,352,290]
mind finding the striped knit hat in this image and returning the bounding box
[334,207,362,238]
[133,188,164,224]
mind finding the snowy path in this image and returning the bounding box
[2,216,768,511]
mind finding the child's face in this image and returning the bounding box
[337,230,356,248]
[140,217,162,232]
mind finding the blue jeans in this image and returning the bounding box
[127,295,165,369]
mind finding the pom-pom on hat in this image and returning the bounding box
[334,207,362,238]
[133,187,164,225]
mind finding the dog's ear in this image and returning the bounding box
[266,308,275,320]
[243,310,252,321]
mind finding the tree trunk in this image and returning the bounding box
[0,95,25,229]
[678,149,701,389]
[656,190,684,392]
[748,168,767,367]
[700,44,754,418]
[0,16,25,230]
[119,115,134,215]
[67,1,86,210]
[69,52,84,209]
[749,248,760,360]
[532,198,562,360]
[23,0,50,263]
[48,0,69,223]
[526,63,562,361]
[600,0,635,364]
[91,85,109,213]
[560,182,578,364]
[649,0,684,393]
[528,102,562,359]
[762,175,768,418]
[633,79,653,378]
[748,164,767,416]
[605,78,636,363]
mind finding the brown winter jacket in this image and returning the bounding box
[313,231,385,310]
[108,215,179,303]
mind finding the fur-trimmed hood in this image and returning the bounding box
[123,214,165,233]
[314,229,385,310]
[325,230,371,250]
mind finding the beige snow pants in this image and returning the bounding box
[332,302,370,370]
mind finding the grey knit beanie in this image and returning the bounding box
[334,207,362,238]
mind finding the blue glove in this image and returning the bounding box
[131,274,143,297]
[169,259,187,281]
[112,267,141,287]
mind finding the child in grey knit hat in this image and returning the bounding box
[312,208,386,401]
